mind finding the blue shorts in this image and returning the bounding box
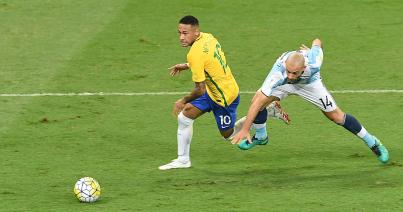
[191,92,240,131]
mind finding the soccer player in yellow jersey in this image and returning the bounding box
[159,16,289,170]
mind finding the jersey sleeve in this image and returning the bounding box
[187,52,206,82]
[307,45,323,70]
[260,61,286,96]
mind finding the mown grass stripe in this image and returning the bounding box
[0,89,402,97]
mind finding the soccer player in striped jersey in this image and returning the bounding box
[159,16,289,170]
[231,38,389,164]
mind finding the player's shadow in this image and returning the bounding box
[199,164,393,189]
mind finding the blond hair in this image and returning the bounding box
[286,52,305,70]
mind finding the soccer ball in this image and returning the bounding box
[73,177,101,203]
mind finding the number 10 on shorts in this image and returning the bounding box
[219,115,231,125]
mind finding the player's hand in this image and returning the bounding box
[231,129,251,145]
[172,98,186,116]
[168,63,189,76]
[312,38,322,48]
[300,44,310,51]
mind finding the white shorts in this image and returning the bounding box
[270,79,337,112]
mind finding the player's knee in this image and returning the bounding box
[220,128,233,139]
[324,108,345,124]
[327,112,344,124]
[182,103,193,113]
[332,117,343,124]
[178,112,194,127]
[181,103,203,120]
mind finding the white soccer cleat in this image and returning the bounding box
[158,159,191,170]
[267,101,291,125]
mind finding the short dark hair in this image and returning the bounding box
[179,15,199,26]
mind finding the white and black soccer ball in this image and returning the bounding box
[73,177,101,203]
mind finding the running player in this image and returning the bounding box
[159,16,290,170]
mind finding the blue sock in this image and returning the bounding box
[341,114,361,134]
[341,114,377,148]
[254,109,267,124]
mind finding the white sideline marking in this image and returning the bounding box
[0,90,402,97]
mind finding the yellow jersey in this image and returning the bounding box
[187,32,239,107]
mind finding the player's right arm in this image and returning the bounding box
[168,63,189,76]
[260,61,286,96]
[172,52,207,116]
[172,47,207,116]
[231,91,275,144]
[232,59,284,144]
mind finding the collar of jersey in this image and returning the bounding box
[195,32,203,41]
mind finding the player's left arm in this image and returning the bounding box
[306,38,323,72]
[312,38,322,48]
[300,38,322,50]
[182,81,206,103]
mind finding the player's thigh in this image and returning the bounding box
[182,103,205,119]
[322,107,345,124]
[212,95,239,132]
[270,85,294,101]
[296,80,338,112]
[184,93,211,119]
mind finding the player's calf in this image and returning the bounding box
[337,113,389,164]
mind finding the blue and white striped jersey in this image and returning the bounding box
[261,45,324,96]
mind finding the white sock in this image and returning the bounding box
[227,116,246,140]
[356,126,368,138]
[177,112,194,162]
[253,123,267,140]
[357,127,377,147]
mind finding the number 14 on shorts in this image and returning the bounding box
[319,95,333,110]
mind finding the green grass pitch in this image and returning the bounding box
[1,0,403,211]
